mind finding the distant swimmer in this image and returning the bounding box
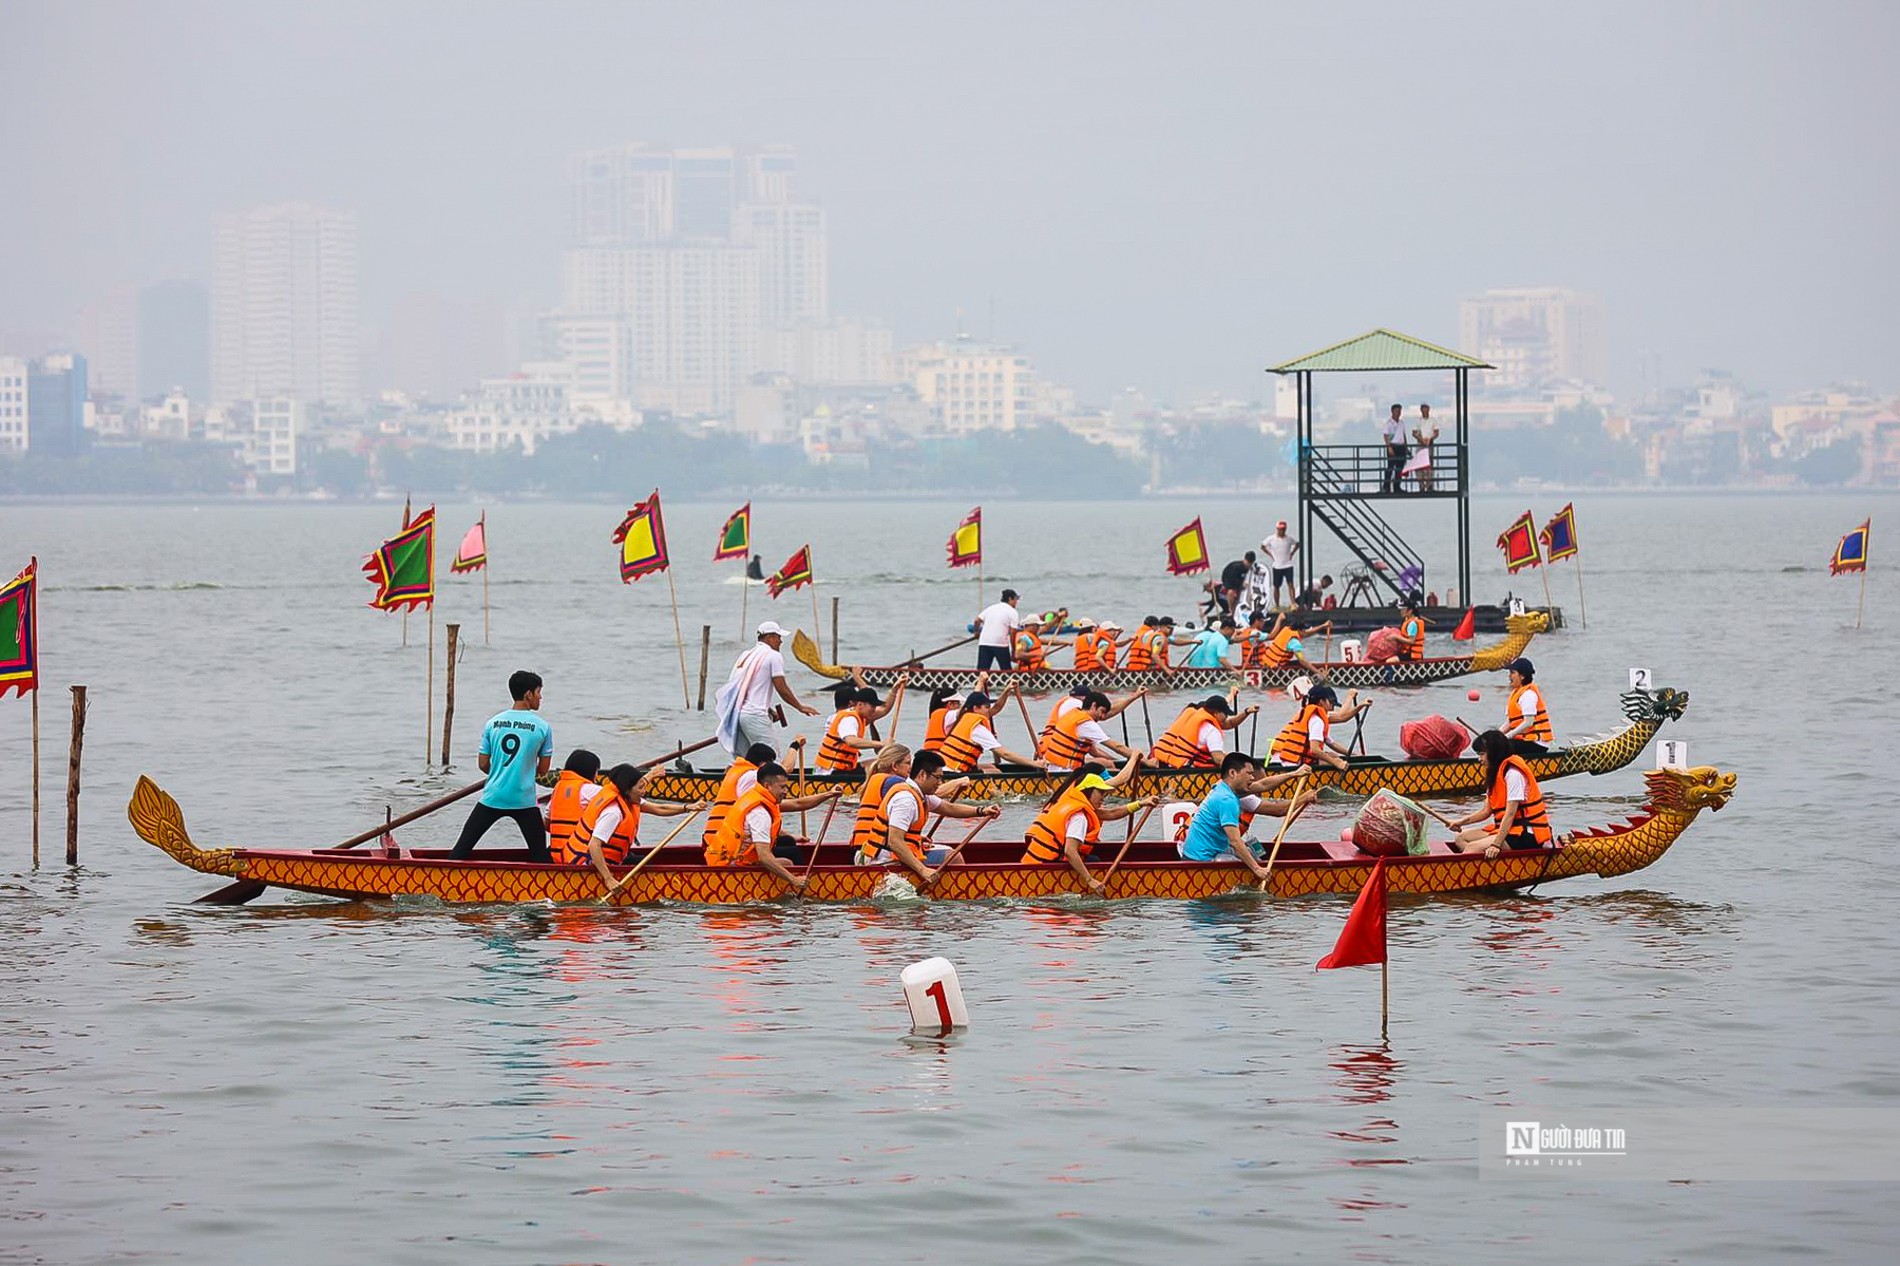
[450,670,555,862]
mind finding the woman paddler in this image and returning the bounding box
[553,764,709,891]
[1500,657,1554,756]
[1020,754,1157,895]
[850,745,999,884]
[1446,730,1555,858]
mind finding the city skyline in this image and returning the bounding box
[3,2,1895,404]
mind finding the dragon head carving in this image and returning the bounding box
[1505,611,1553,636]
[1642,765,1736,814]
[1622,685,1690,723]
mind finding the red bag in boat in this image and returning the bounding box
[1400,715,1469,760]
[1351,790,1429,857]
[1364,626,1403,661]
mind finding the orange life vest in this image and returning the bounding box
[545,771,594,848]
[706,783,781,867]
[1042,705,1101,770]
[554,782,640,867]
[818,708,867,772]
[1014,627,1046,671]
[922,703,958,754]
[939,707,992,773]
[1151,705,1220,768]
[1021,789,1103,864]
[1152,629,1173,667]
[1261,625,1301,669]
[852,773,927,863]
[1073,631,1107,672]
[1487,754,1553,847]
[1271,703,1328,764]
[701,758,757,848]
[1125,626,1157,670]
[1036,696,1082,760]
[1398,616,1425,661]
[1098,634,1119,671]
[1507,683,1553,745]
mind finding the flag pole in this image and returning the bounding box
[739,569,750,644]
[1573,555,1587,628]
[426,602,435,767]
[1537,558,1553,617]
[481,512,490,645]
[665,568,691,708]
[1857,518,1870,629]
[809,578,823,652]
[1380,863,1390,1040]
[30,687,39,869]
[978,557,984,609]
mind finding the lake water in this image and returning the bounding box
[3,493,1897,1264]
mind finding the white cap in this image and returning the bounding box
[1098,619,1122,632]
[757,620,789,637]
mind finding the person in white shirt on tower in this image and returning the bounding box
[1261,521,1301,608]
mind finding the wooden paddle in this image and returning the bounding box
[801,792,844,879]
[327,736,724,852]
[1012,686,1039,751]
[917,816,991,891]
[597,804,709,904]
[1101,801,1160,889]
[1138,690,1154,748]
[1259,772,1312,891]
[902,632,978,668]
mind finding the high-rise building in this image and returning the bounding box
[138,281,211,401]
[763,319,893,385]
[23,353,90,456]
[1458,287,1607,389]
[212,203,359,405]
[568,143,800,247]
[540,314,636,406]
[385,293,509,402]
[76,287,139,399]
[0,358,26,453]
[733,204,829,332]
[897,338,1036,434]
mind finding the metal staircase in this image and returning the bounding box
[1301,446,1431,602]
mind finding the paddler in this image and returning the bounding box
[1149,695,1258,769]
[1256,610,1321,676]
[1500,657,1553,755]
[1036,684,1145,761]
[851,746,1000,883]
[1071,619,1115,672]
[1012,607,1067,672]
[1447,729,1555,858]
[1383,597,1426,663]
[1093,620,1123,669]
[1042,690,1141,770]
[1020,759,1159,895]
[450,670,556,861]
[554,764,709,890]
[817,676,909,774]
[542,749,602,846]
[1177,753,1319,878]
[1180,615,1240,669]
[1123,616,1163,672]
[1267,682,1369,770]
[938,689,1041,773]
[705,760,835,891]
[700,739,813,849]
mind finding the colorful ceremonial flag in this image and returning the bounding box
[947,507,982,569]
[715,503,751,563]
[612,491,671,583]
[1451,608,1476,641]
[0,558,38,698]
[363,508,436,612]
[1496,511,1541,574]
[1165,517,1210,576]
[450,515,487,574]
[768,545,814,598]
[1831,520,1871,575]
[1540,503,1579,563]
[1317,858,1388,970]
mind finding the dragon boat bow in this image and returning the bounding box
[792,612,1549,695]
[128,763,1733,906]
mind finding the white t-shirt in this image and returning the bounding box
[977,602,1023,648]
[970,722,1001,755]
[1239,794,1264,816]
[1382,415,1406,444]
[1503,768,1528,804]
[730,644,786,714]
[542,781,600,825]
[590,803,627,847]
[884,789,944,834]
[1075,719,1110,746]
[1055,696,1083,720]
[1262,534,1298,569]
[1062,810,1090,842]
[1306,713,1327,750]
[742,804,775,844]
[1199,721,1227,755]
[735,768,758,798]
[837,715,863,745]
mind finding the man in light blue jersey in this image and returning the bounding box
[1179,753,1314,875]
[450,670,555,861]
[1180,617,1238,669]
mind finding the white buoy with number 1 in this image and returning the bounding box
[901,957,969,1033]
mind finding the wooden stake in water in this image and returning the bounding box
[697,624,711,711]
[739,568,750,645]
[441,624,459,766]
[1573,555,1587,629]
[1381,955,1390,1041]
[665,568,691,708]
[426,603,435,768]
[831,595,840,664]
[65,685,86,866]
[1857,518,1872,630]
[809,582,823,660]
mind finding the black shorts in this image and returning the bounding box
[976,644,1014,672]
[1503,830,1542,851]
[1272,566,1295,588]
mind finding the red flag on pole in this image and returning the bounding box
[1451,608,1476,641]
[1317,859,1387,970]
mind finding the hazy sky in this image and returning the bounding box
[2,0,1895,402]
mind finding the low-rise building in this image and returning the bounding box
[896,337,1035,434]
[0,357,25,453]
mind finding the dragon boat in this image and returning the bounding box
[792,612,1549,695]
[127,764,1733,906]
[642,685,1688,806]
